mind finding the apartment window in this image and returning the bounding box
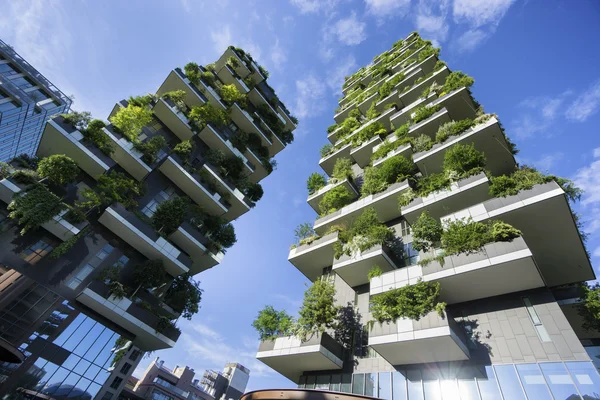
[141,187,176,217]
[96,244,115,260]
[0,63,19,76]
[402,243,419,266]
[523,297,551,342]
[399,219,411,236]
[10,76,36,90]
[20,238,56,265]
[129,349,141,361]
[120,362,132,375]
[110,376,123,389]
[115,255,130,267]
[152,390,174,400]
[28,88,50,102]
[100,392,113,400]
[66,263,94,289]
[0,100,19,113]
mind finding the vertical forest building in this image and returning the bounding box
[0,46,296,399]
[255,32,600,399]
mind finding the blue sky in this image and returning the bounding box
[2,0,600,392]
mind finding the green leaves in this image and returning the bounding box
[412,211,442,252]
[307,172,327,195]
[252,305,295,341]
[368,266,383,281]
[335,207,394,258]
[219,84,246,105]
[579,283,600,332]
[362,155,414,197]
[8,184,66,235]
[151,197,189,236]
[295,280,339,341]
[110,103,153,142]
[79,171,142,210]
[166,273,203,320]
[443,143,486,175]
[332,157,353,182]
[370,280,443,324]
[37,154,79,186]
[412,104,441,124]
[134,135,166,165]
[319,185,354,216]
[441,218,521,255]
[189,103,231,128]
[172,139,194,159]
[441,71,475,94]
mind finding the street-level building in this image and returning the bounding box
[201,363,250,400]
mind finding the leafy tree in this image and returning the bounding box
[110,104,153,141]
[61,111,91,130]
[166,274,203,320]
[320,144,333,158]
[441,218,493,255]
[79,171,143,210]
[162,90,187,110]
[134,136,166,165]
[172,140,194,159]
[579,283,600,332]
[441,71,475,94]
[335,207,394,258]
[128,94,154,107]
[184,62,201,86]
[332,158,353,181]
[412,211,442,252]
[37,155,79,186]
[81,119,114,156]
[319,185,354,216]
[306,172,327,195]
[366,102,380,120]
[443,143,486,175]
[8,185,66,235]
[412,104,440,124]
[0,162,11,180]
[252,305,294,341]
[151,197,188,235]
[189,103,230,128]
[131,260,167,297]
[294,223,316,244]
[294,280,339,341]
[196,214,237,251]
[362,156,414,196]
[219,84,246,105]
[369,280,444,324]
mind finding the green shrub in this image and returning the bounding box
[415,172,451,198]
[78,171,142,210]
[81,119,113,156]
[443,143,486,175]
[252,305,295,341]
[441,71,475,94]
[226,56,240,69]
[395,123,410,138]
[366,102,380,120]
[348,122,385,147]
[189,103,230,128]
[110,104,153,142]
[412,211,443,252]
[11,169,39,185]
[362,155,414,197]
[348,108,362,120]
[219,84,246,105]
[294,223,317,245]
[165,274,203,320]
[319,185,354,216]
[578,283,600,332]
[412,134,433,152]
[37,155,79,186]
[336,116,361,141]
[307,172,327,195]
[332,158,353,181]
[151,197,188,235]
[61,111,92,130]
[435,119,474,143]
[172,140,194,159]
[412,104,441,124]
[49,226,89,260]
[334,208,394,258]
[378,73,405,100]
[134,136,166,165]
[320,144,334,158]
[491,221,522,242]
[327,124,338,134]
[368,266,383,281]
[8,185,66,235]
[417,46,440,62]
[241,181,263,202]
[369,280,444,324]
[127,94,154,107]
[161,90,186,109]
[294,280,339,341]
[371,139,406,162]
[441,218,493,255]
[0,162,10,180]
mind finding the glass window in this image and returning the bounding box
[110,376,123,389]
[84,364,101,381]
[407,370,424,400]
[522,297,551,342]
[73,322,105,357]
[566,361,600,399]
[539,362,580,399]
[28,89,50,102]
[403,243,419,266]
[96,244,114,260]
[392,371,407,400]
[0,100,19,112]
[457,380,479,400]
[365,373,377,397]
[422,372,441,400]
[10,76,36,90]
[440,380,460,400]
[476,365,502,400]
[316,375,330,390]
[330,374,341,392]
[66,263,94,289]
[20,238,56,264]
[120,362,132,375]
[379,372,392,400]
[129,349,141,361]
[515,363,552,399]
[494,364,526,399]
[352,373,365,395]
[341,374,352,393]
[0,62,19,75]
[298,376,306,389]
[101,391,114,400]
[305,376,316,389]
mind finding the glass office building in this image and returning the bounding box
[0,39,71,162]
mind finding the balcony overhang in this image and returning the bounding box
[153,99,195,141]
[103,127,152,181]
[413,117,516,176]
[202,164,251,221]
[247,88,286,125]
[350,134,384,168]
[442,182,595,287]
[278,105,297,131]
[402,173,491,224]
[159,156,228,216]
[307,179,358,214]
[335,106,396,148]
[256,333,343,382]
[77,287,176,351]
[319,144,351,176]
[368,311,470,365]
[215,48,251,79]
[429,87,478,123]
[230,104,273,149]
[389,95,436,129]
[198,124,253,176]
[372,140,412,168]
[253,112,286,156]
[244,148,268,183]
[397,66,450,109]
[314,180,410,235]
[169,224,223,275]
[288,232,339,282]
[37,120,112,179]
[407,108,451,140]
[333,244,398,287]
[99,206,190,277]
[156,70,207,109]
[371,237,544,304]
[198,79,227,110]
[373,68,427,114]
[217,64,250,94]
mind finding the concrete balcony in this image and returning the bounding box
[371,139,412,168]
[230,103,273,149]
[197,124,254,176]
[214,47,251,79]
[370,237,543,304]
[401,173,491,224]
[442,181,594,287]
[333,243,399,287]
[247,87,287,126]
[102,125,152,182]
[314,180,411,235]
[159,155,229,217]
[413,116,516,176]
[288,231,339,281]
[277,104,297,131]
[217,64,251,94]
[77,281,180,351]
[391,46,437,74]
[168,221,224,275]
[98,203,192,277]
[37,118,115,179]
[368,310,470,365]
[152,98,196,141]
[252,111,286,156]
[244,147,268,183]
[307,178,359,214]
[202,163,252,221]
[156,69,209,109]
[256,332,344,382]
[318,143,351,177]
[197,78,228,111]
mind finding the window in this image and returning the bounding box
[402,243,419,266]
[565,361,600,399]
[141,187,176,217]
[100,392,113,400]
[364,373,377,397]
[27,88,50,102]
[400,219,411,236]
[316,375,329,390]
[392,371,407,400]
[120,362,132,375]
[0,63,19,76]
[96,244,115,260]
[10,76,36,90]
[378,372,391,400]
[109,376,123,389]
[539,362,579,400]
[0,100,19,113]
[523,297,551,342]
[20,238,56,265]
[494,364,526,399]
[352,374,365,395]
[152,390,175,400]
[66,263,94,289]
[129,349,141,361]
[515,363,552,399]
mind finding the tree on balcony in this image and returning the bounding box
[294,279,340,341]
[252,305,295,341]
[189,103,230,129]
[133,135,167,165]
[319,185,354,216]
[306,172,327,195]
[161,90,187,111]
[131,260,167,298]
[8,184,66,235]
[151,197,189,236]
[78,171,143,210]
[334,207,395,259]
[362,155,414,197]
[110,102,153,142]
[578,283,600,332]
[37,154,80,186]
[165,273,203,320]
[219,84,246,106]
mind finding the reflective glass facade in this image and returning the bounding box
[298,362,600,399]
[0,39,71,162]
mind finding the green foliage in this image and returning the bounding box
[252,305,295,341]
[11,169,39,185]
[79,171,142,210]
[166,274,203,320]
[366,102,380,120]
[259,65,270,78]
[395,123,410,138]
[132,260,167,292]
[368,266,383,281]
[226,55,240,69]
[49,226,88,260]
[412,134,433,152]
[334,208,394,258]
[412,104,441,124]
[441,71,475,94]
[346,122,385,147]
[348,109,362,120]
[81,119,113,156]
[110,103,153,142]
[172,140,194,159]
[239,181,263,202]
[8,185,66,235]
[491,221,522,242]
[336,116,361,141]
[435,119,474,143]
[0,162,10,180]
[128,94,154,107]
[189,103,231,128]
[133,136,166,165]
[307,172,327,195]
[378,73,405,99]
[361,166,389,196]
[320,144,334,158]
[294,222,318,246]
[184,62,201,85]
[155,316,178,335]
[443,143,486,175]
[441,219,520,256]
[371,139,405,162]
[578,283,600,332]
[319,185,354,216]
[362,156,414,196]
[415,171,452,198]
[294,280,339,341]
[417,46,440,62]
[161,90,186,109]
[219,84,246,105]
[97,263,126,299]
[327,124,338,134]
[37,155,79,186]
[193,213,238,251]
[61,111,91,130]
[332,158,353,182]
[412,211,443,252]
[12,154,39,170]
[370,280,444,324]
[151,197,188,235]
[397,187,416,208]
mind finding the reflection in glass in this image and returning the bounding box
[476,366,502,400]
[423,379,441,400]
[352,373,364,395]
[539,362,580,399]
[407,370,424,400]
[316,375,330,390]
[306,376,316,389]
[566,361,600,399]
[494,365,526,400]
[365,373,377,397]
[440,379,460,400]
[341,374,352,393]
[515,363,552,399]
[379,372,391,400]
[458,380,479,400]
[392,371,407,400]
[330,374,341,392]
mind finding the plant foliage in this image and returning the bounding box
[110,103,153,142]
[307,172,327,195]
[319,185,354,216]
[8,185,66,235]
[37,155,79,186]
[412,211,442,252]
[370,280,444,324]
[252,305,295,341]
[166,274,203,320]
[294,280,339,341]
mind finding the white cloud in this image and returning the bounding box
[565,79,600,122]
[455,29,489,53]
[270,39,287,70]
[453,0,516,28]
[326,55,358,94]
[510,92,572,140]
[415,0,450,44]
[574,147,600,207]
[210,24,232,54]
[327,12,367,46]
[594,246,600,258]
[364,0,411,18]
[289,0,340,14]
[293,74,327,119]
[532,152,563,172]
[191,322,222,341]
